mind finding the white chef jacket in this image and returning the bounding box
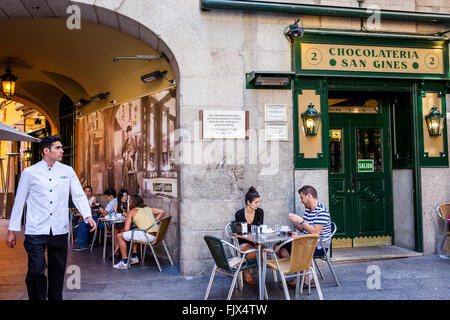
[8,160,92,235]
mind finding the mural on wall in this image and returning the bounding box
[77,89,177,199]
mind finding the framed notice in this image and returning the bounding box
[200,110,249,139]
[265,104,287,122]
[265,124,288,141]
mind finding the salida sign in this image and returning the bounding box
[301,43,444,75]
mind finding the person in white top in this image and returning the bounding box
[5,135,96,300]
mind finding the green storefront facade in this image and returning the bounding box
[288,33,449,251]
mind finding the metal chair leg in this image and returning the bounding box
[325,254,340,286]
[149,244,162,272]
[126,238,134,270]
[314,259,324,279]
[439,227,449,258]
[295,273,301,296]
[162,240,174,265]
[227,270,240,300]
[279,272,290,300]
[300,273,306,294]
[204,265,217,300]
[311,264,323,300]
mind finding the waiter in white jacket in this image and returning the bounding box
[6,135,96,300]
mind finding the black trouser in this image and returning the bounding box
[23,231,68,300]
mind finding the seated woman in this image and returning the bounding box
[234,186,264,285]
[113,194,165,270]
[116,189,129,216]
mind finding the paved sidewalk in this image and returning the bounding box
[1,219,450,300]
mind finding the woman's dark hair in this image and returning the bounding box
[117,189,128,213]
[40,135,62,151]
[83,185,93,192]
[129,194,145,209]
[245,186,260,205]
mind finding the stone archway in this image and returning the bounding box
[0,0,182,269]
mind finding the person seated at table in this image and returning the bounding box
[72,185,104,251]
[98,188,118,218]
[113,194,165,270]
[234,186,264,285]
[117,189,129,216]
[275,185,332,288]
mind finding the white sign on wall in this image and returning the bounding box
[265,104,287,122]
[202,110,247,139]
[265,124,288,141]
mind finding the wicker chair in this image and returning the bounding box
[125,215,174,271]
[263,234,323,300]
[204,235,263,300]
[436,203,450,259]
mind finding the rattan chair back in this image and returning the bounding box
[288,234,319,273]
[152,215,172,245]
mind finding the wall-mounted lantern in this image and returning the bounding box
[425,105,445,137]
[301,102,321,136]
[1,68,17,101]
[23,148,32,162]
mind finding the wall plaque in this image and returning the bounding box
[265,124,288,141]
[265,104,287,122]
[200,110,248,139]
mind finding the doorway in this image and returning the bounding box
[328,91,394,247]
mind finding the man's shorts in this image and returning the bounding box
[123,230,156,243]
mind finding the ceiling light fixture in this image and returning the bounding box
[113,55,163,62]
[73,98,90,108]
[141,70,167,83]
[91,91,110,102]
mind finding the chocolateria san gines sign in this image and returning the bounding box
[301,43,444,75]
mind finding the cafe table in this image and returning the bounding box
[90,215,126,266]
[233,230,294,300]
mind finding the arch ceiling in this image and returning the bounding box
[0,16,175,125]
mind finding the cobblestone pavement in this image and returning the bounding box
[1,219,450,300]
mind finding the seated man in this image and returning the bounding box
[113,194,165,270]
[277,185,332,287]
[73,188,116,252]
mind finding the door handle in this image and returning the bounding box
[350,174,358,189]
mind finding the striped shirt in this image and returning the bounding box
[301,202,332,249]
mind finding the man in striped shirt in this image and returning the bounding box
[277,185,331,287]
